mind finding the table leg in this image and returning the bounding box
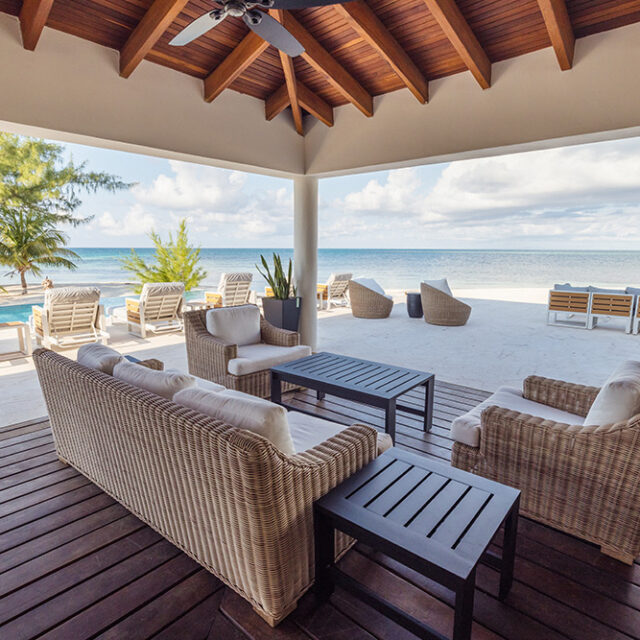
[499,497,519,600]
[424,379,434,432]
[313,509,335,602]
[17,326,25,354]
[317,390,326,401]
[385,399,397,444]
[270,372,282,405]
[453,569,475,640]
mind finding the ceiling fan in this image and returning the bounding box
[169,0,347,56]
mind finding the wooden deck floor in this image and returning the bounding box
[1,382,639,640]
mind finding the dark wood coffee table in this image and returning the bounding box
[270,352,435,443]
[314,448,520,640]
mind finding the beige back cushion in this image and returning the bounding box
[423,279,453,296]
[173,388,295,455]
[139,282,185,303]
[113,359,196,400]
[584,360,640,425]
[77,343,123,375]
[205,304,261,346]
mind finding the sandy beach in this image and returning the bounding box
[1,283,634,428]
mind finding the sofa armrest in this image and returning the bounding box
[260,316,299,347]
[186,325,237,381]
[523,375,600,417]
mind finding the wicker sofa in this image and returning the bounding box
[184,306,310,398]
[33,348,382,626]
[451,375,640,564]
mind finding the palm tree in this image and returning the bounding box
[0,210,79,294]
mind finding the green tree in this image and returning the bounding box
[0,210,80,293]
[0,132,130,293]
[120,219,207,292]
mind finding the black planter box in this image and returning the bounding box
[262,297,301,332]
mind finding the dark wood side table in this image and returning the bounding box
[314,448,520,640]
[271,352,435,443]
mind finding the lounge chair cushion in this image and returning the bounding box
[227,343,312,376]
[584,360,640,426]
[173,387,295,455]
[139,282,185,303]
[113,359,196,400]
[423,279,453,297]
[45,286,101,308]
[77,342,123,375]
[588,286,627,295]
[352,277,392,299]
[206,305,261,346]
[287,411,392,455]
[553,283,589,292]
[451,386,584,447]
[218,272,252,288]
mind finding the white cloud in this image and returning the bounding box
[330,138,640,247]
[95,204,156,237]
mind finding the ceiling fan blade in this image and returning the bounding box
[243,11,304,57]
[270,0,349,8]
[170,11,226,46]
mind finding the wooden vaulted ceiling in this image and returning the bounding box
[3,0,640,136]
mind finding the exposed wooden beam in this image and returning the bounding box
[266,81,334,127]
[19,0,54,50]
[421,0,491,89]
[537,0,575,70]
[120,0,190,78]
[282,12,373,117]
[335,0,428,104]
[204,32,270,103]
[272,9,304,135]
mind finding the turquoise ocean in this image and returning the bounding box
[2,248,639,321]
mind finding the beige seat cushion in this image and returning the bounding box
[584,360,640,425]
[206,305,261,346]
[77,342,122,375]
[113,359,196,400]
[352,277,392,300]
[173,387,295,455]
[228,343,312,376]
[451,386,584,447]
[287,411,392,455]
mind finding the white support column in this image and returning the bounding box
[294,176,319,350]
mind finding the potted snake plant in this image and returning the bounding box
[257,253,301,331]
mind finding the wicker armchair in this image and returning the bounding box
[348,279,394,319]
[452,375,640,564]
[420,282,471,326]
[184,307,309,398]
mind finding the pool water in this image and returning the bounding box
[0,292,202,324]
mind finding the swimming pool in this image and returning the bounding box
[0,292,203,324]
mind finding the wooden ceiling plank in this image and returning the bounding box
[536,0,575,70]
[272,9,304,135]
[282,11,373,117]
[19,0,54,50]
[265,81,334,127]
[421,0,491,89]
[204,32,270,103]
[120,0,191,78]
[335,0,428,104]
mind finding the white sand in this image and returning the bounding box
[1,285,634,428]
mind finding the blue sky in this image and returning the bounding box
[51,134,640,250]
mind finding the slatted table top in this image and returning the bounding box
[316,447,520,582]
[272,352,434,400]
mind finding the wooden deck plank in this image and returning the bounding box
[0,382,636,640]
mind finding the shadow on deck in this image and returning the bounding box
[1,382,638,639]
